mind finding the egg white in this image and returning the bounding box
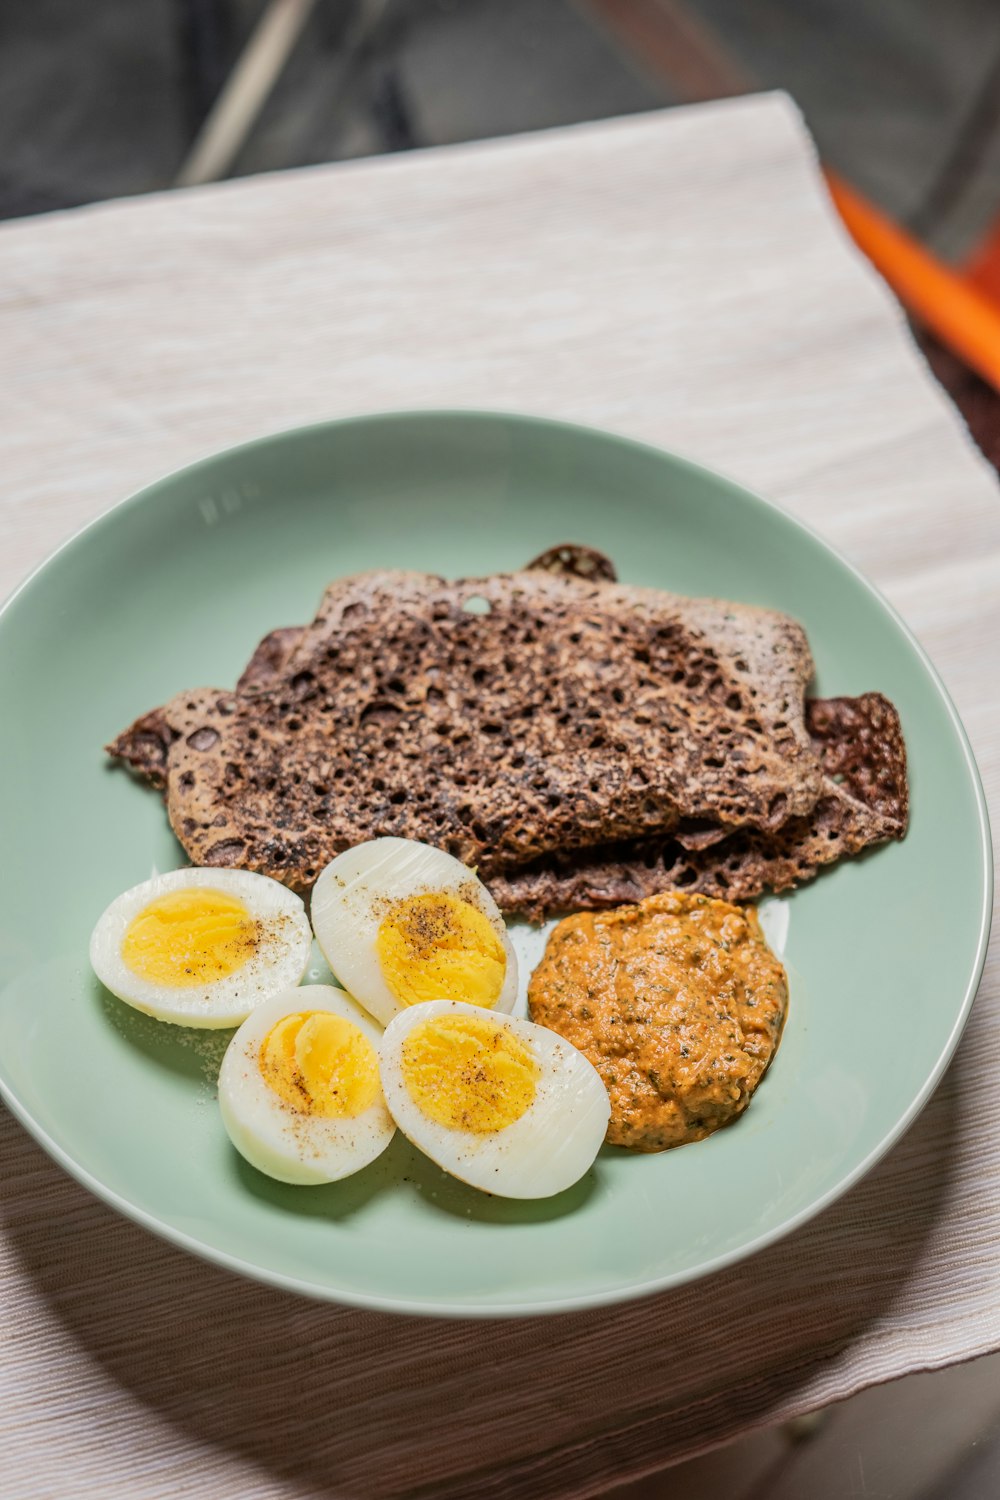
[311,838,518,1027]
[89,867,313,1028]
[218,984,396,1184]
[379,999,610,1199]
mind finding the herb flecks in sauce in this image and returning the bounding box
[527,892,788,1151]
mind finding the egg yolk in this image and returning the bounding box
[259,1011,380,1118]
[376,892,506,1009]
[121,887,260,987]
[401,1013,540,1133]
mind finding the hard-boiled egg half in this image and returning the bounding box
[379,1000,610,1198]
[218,985,395,1184]
[311,838,518,1027]
[90,867,312,1027]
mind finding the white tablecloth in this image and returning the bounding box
[1,92,998,1499]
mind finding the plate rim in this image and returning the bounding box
[0,407,993,1318]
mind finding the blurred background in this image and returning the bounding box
[5,0,1000,467]
[2,0,998,252]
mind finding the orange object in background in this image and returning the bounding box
[964,214,1000,308]
[826,172,1000,393]
[581,1,1000,394]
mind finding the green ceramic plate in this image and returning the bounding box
[0,411,991,1316]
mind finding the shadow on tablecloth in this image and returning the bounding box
[0,1035,965,1500]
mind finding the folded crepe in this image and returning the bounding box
[108,548,907,911]
[488,692,908,918]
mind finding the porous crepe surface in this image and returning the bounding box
[230,546,621,701]
[107,550,632,787]
[489,693,909,918]
[236,627,302,694]
[110,568,823,888]
[522,542,620,582]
